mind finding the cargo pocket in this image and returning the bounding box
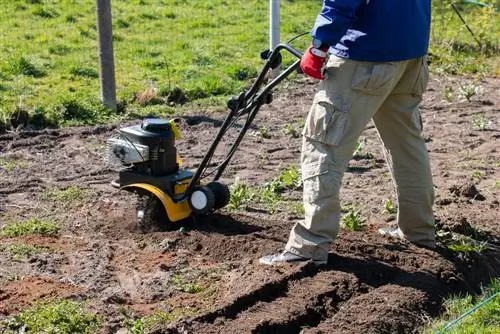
[413,57,429,96]
[302,161,330,203]
[351,62,395,96]
[302,95,349,147]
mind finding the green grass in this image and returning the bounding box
[120,307,198,334]
[42,185,91,203]
[0,157,27,173]
[0,0,314,126]
[2,299,100,334]
[0,1,497,128]
[4,243,49,260]
[0,218,59,237]
[170,273,204,294]
[423,278,500,333]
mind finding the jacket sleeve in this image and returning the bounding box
[311,0,367,46]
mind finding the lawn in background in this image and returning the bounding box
[0,0,498,127]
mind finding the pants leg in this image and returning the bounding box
[286,56,408,259]
[372,57,436,247]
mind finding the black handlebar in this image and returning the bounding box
[179,43,304,201]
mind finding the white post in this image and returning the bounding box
[269,0,280,77]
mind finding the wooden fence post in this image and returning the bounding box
[96,0,117,111]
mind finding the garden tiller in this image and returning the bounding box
[108,43,303,226]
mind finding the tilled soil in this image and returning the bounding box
[0,75,499,333]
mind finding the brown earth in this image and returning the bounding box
[0,74,499,333]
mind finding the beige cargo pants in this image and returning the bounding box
[286,55,435,261]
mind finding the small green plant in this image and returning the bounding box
[170,273,203,294]
[341,206,366,231]
[443,86,454,102]
[283,123,300,138]
[3,300,99,333]
[353,138,374,159]
[256,125,271,139]
[0,157,27,173]
[384,198,397,215]
[120,307,198,334]
[437,231,488,254]
[472,114,492,131]
[277,166,302,190]
[228,179,255,210]
[0,218,59,237]
[5,243,47,260]
[471,170,483,180]
[458,83,481,102]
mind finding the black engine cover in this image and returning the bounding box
[119,119,178,176]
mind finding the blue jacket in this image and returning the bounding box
[311,0,431,62]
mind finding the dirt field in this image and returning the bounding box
[0,75,499,333]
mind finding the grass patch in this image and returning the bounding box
[423,278,499,333]
[120,307,198,334]
[42,185,91,203]
[170,273,204,294]
[0,218,59,237]
[0,157,27,173]
[4,243,48,260]
[2,299,100,334]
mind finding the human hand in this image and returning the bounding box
[300,45,329,80]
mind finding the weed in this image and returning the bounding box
[277,166,302,190]
[261,182,282,214]
[471,170,483,180]
[5,243,47,260]
[384,198,397,215]
[458,83,482,102]
[228,179,255,210]
[353,138,374,159]
[255,125,271,139]
[443,86,454,102]
[0,218,59,237]
[341,206,366,231]
[120,307,198,334]
[0,157,27,173]
[437,231,488,254]
[170,273,203,294]
[283,123,300,138]
[3,300,99,333]
[42,185,89,203]
[472,114,492,131]
[259,166,302,213]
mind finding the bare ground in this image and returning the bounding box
[0,74,499,333]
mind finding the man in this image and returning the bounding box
[260,0,436,265]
